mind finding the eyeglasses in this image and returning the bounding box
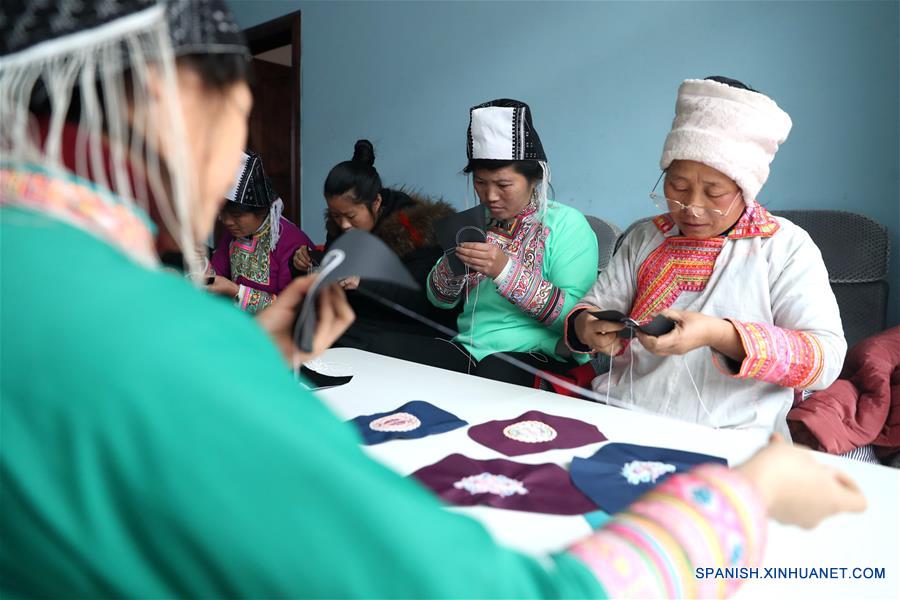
[649,171,741,218]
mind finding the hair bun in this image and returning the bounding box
[351,139,375,167]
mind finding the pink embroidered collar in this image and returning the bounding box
[651,203,780,239]
[1,167,159,267]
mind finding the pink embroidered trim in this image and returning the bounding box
[0,168,157,267]
[569,464,766,600]
[630,237,725,322]
[652,203,780,240]
[727,204,780,239]
[726,320,825,388]
[237,285,274,314]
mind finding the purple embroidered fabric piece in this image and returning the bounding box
[467,410,607,456]
[411,453,598,515]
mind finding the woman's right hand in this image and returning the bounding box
[293,246,312,271]
[574,310,626,355]
[737,434,867,528]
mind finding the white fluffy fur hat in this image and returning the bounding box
[660,79,792,204]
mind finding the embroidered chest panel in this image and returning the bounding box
[630,236,725,322]
[229,228,272,285]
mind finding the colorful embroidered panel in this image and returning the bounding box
[412,453,598,515]
[428,258,468,305]
[236,285,273,314]
[725,320,825,388]
[348,401,467,445]
[0,168,157,267]
[569,464,766,599]
[489,207,564,325]
[630,237,725,322]
[569,443,727,514]
[229,225,272,286]
[467,411,607,457]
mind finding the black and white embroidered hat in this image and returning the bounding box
[467,99,547,162]
[165,0,249,58]
[225,151,277,208]
[1,0,248,59]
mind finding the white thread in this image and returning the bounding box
[434,337,476,368]
[681,355,717,428]
[354,287,649,413]
[629,337,636,403]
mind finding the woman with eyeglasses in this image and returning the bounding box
[566,76,846,436]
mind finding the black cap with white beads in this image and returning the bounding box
[467,98,547,163]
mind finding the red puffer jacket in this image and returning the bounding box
[788,327,900,457]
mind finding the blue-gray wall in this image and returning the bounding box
[229,0,900,325]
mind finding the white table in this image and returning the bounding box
[314,347,900,599]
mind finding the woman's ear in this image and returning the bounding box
[371,193,382,215]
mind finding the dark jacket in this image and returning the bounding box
[326,189,459,349]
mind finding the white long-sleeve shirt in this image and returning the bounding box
[565,204,846,436]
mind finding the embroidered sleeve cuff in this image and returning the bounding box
[428,257,466,305]
[493,257,514,284]
[495,256,565,326]
[717,320,826,388]
[568,463,767,599]
[237,285,274,314]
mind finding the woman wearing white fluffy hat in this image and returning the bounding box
[567,76,846,437]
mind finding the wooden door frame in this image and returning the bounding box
[243,11,302,226]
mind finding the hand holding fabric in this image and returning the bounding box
[207,275,239,298]
[574,311,625,355]
[292,246,312,271]
[339,276,360,291]
[256,276,354,367]
[455,241,509,278]
[636,309,743,359]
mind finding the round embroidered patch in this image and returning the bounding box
[620,460,677,485]
[453,472,529,497]
[369,412,421,432]
[502,420,558,443]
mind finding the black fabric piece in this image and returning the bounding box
[434,205,487,275]
[295,229,419,353]
[369,332,577,389]
[1,0,155,57]
[308,190,461,347]
[467,98,547,162]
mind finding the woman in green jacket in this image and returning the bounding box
[375,99,599,388]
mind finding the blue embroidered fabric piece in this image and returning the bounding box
[570,442,728,514]
[349,400,468,445]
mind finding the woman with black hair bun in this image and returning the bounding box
[294,139,459,349]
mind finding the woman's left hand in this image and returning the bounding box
[635,309,730,356]
[207,275,240,298]
[455,242,509,278]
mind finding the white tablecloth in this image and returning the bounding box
[314,347,899,599]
